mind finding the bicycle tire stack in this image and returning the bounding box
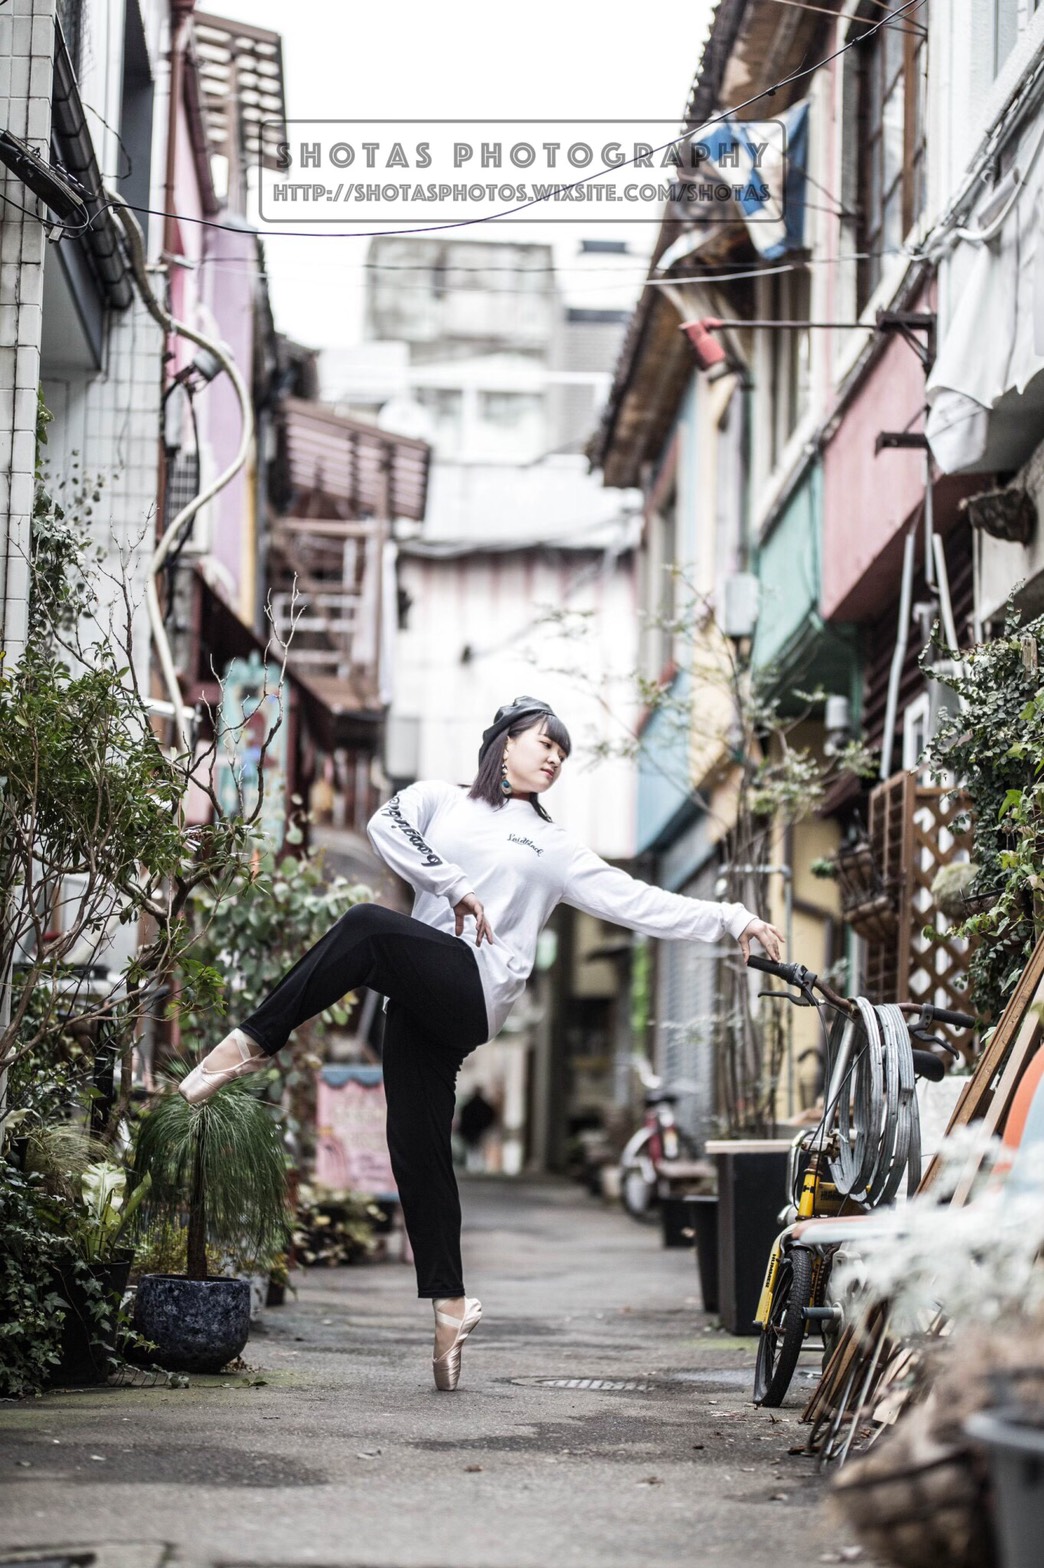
[753,992,927,1410]
[827,999,921,1208]
[805,936,1044,1474]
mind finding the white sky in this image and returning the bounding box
[212,0,715,349]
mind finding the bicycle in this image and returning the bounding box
[745,956,974,1407]
[618,1057,698,1223]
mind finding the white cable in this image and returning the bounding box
[107,189,254,758]
[947,117,1044,247]
[924,46,1044,259]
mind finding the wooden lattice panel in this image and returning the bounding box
[865,773,974,1044]
[864,772,912,1003]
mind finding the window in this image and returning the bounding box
[55,0,85,75]
[479,390,543,428]
[902,691,931,773]
[992,0,1043,77]
[855,2,927,309]
[768,269,811,471]
[414,387,463,456]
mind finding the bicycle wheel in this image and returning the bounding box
[620,1159,659,1222]
[753,1245,814,1407]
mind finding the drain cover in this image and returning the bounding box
[513,1376,659,1392]
[0,1559,93,1567]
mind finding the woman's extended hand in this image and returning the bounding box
[737,918,785,962]
[454,892,494,946]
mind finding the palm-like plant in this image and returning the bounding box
[134,1077,289,1281]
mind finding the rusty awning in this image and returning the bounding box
[280,398,431,522]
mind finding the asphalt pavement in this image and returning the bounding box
[0,1176,870,1568]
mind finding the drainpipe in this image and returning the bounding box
[164,2,195,261]
[880,527,916,781]
[109,192,253,758]
[153,0,196,684]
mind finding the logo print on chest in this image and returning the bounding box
[508,833,543,856]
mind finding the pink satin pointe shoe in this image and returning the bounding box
[178,1029,269,1106]
[432,1297,482,1392]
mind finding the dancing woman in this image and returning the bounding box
[180,696,783,1390]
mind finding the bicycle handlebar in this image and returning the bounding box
[919,1002,977,1031]
[744,954,850,1011]
[745,955,822,993]
[744,955,977,1034]
[911,1048,945,1083]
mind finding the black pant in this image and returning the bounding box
[240,903,489,1299]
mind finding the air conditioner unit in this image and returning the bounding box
[166,439,214,557]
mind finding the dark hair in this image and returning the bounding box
[468,712,572,820]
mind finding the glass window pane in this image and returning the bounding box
[883,186,904,253]
[994,0,1020,75]
[882,82,905,192]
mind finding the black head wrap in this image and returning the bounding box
[478,695,556,766]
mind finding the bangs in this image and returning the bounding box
[539,713,572,756]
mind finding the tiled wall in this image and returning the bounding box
[42,295,164,688]
[1,0,163,685]
[0,0,54,661]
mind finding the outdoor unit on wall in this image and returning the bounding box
[722,573,760,639]
[168,440,215,556]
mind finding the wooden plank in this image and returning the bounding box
[918,937,1044,1194]
[803,1323,861,1425]
[946,1006,1043,1207]
[276,520,376,539]
[946,935,1044,1130]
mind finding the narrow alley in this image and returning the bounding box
[0,1179,859,1568]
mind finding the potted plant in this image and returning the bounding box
[21,1123,150,1383]
[292,1183,385,1267]
[132,1077,290,1373]
[53,1158,151,1383]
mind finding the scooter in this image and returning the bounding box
[618,1058,697,1223]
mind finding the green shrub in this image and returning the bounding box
[925,611,1044,1020]
[0,1163,70,1398]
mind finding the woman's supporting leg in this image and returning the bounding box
[237,903,487,1057]
[382,1000,472,1300]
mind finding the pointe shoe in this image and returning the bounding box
[432,1297,482,1392]
[178,1029,269,1105]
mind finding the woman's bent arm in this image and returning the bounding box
[367,782,474,907]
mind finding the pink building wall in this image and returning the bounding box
[169,95,260,626]
[821,322,928,623]
[201,224,260,622]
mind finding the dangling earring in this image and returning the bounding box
[501,753,512,795]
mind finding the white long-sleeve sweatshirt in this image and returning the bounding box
[367,781,757,1042]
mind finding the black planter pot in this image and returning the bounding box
[660,1196,697,1249]
[52,1255,133,1386]
[134,1274,251,1373]
[688,1195,720,1315]
[706,1141,791,1335]
[966,1407,1044,1568]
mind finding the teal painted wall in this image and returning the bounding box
[752,463,822,674]
[636,671,694,853]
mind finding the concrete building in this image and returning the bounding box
[591,0,1044,1137]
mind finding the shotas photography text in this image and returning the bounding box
[258,119,788,223]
